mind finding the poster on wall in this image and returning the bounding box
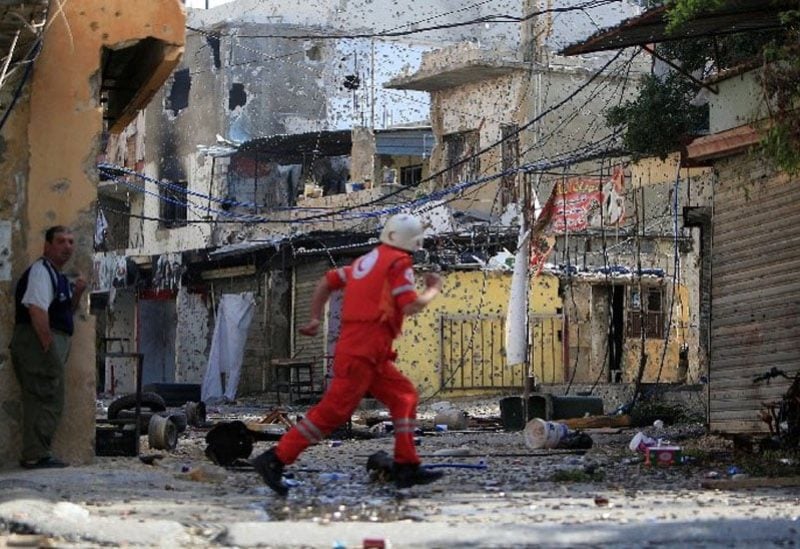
[536,167,626,234]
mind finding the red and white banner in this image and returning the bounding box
[537,167,626,235]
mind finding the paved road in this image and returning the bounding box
[0,428,797,547]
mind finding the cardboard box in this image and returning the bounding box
[645,446,682,466]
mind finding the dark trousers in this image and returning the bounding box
[10,324,70,462]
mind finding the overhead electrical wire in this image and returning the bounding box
[186,0,621,41]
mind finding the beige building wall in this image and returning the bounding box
[0,1,185,468]
[396,270,562,398]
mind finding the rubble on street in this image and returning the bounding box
[1,397,799,548]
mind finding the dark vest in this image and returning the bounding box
[15,258,74,336]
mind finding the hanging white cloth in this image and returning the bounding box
[202,292,256,403]
[505,225,530,366]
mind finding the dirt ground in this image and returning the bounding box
[1,396,799,548]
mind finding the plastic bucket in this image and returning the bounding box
[523,418,570,449]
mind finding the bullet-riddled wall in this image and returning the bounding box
[395,270,561,398]
[0,1,185,468]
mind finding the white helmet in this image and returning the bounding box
[379,213,425,252]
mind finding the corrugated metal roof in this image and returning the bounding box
[375,128,434,157]
[238,130,352,163]
[561,0,794,56]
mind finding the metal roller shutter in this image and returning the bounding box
[292,259,334,391]
[709,160,800,433]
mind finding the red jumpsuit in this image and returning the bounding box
[275,243,422,466]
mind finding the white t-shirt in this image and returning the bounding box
[21,260,56,311]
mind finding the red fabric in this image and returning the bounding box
[275,352,421,465]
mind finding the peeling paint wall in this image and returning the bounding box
[0,84,33,467]
[175,287,211,383]
[102,290,138,395]
[555,156,714,387]
[0,0,185,468]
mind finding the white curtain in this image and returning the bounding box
[202,292,256,402]
[505,225,530,366]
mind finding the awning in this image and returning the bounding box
[237,130,352,163]
[561,0,794,56]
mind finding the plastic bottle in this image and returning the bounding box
[629,431,657,453]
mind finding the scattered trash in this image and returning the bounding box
[329,440,342,448]
[727,466,743,476]
[148,414,178,451]
[704,471,721,479]
[523,418,569,449]
[433,408,469,430]
[319,472,347,482]
[255,408,293,429]
[363,538,388,549]
[594,495,610,507]
[645,446,682,467]
[435,424,449,432]
[629,432,657,454]
[204,421,253,466]
[653,419,665,429]
[184,400,206,428]
[369,421,394,435]
[139,454,164,466]
[556,431,594,450]
[179,465,227,483]
[432,447,472,457]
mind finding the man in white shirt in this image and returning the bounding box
[10,226,86,469]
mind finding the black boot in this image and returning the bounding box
[393,463,444,488]
[251,448,288,496]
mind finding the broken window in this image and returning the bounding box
[229,83,246,110]
[160,179,188,228]
[627,286,664,339]
[206,34,221,69]
[400,164,422,186]
[166,69,190,116]
[442,130,480,188]
[96,196,130,252]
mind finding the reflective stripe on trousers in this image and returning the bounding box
[276,352,420,465]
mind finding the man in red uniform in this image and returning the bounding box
[253,213,444,496]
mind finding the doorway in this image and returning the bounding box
[608,285,625,383]
[138,291,177,385]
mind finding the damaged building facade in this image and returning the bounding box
[0,1,185,467]
[561,1,800,434]
[385,0,712,405]
[93,0,519,399]
[92,0,710,420]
